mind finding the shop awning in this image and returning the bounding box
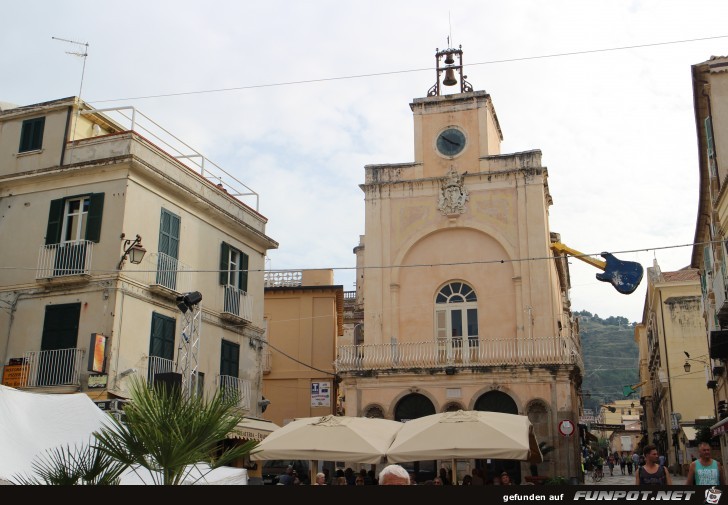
[229,418,280,442]
[711,417,728,437]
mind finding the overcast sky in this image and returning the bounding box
[3,1,727,323]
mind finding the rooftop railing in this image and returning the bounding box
[80,106,259,211]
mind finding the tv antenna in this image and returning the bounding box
[52,37,89,163]
[52,36,89,100]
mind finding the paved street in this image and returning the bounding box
[589,470,687,485]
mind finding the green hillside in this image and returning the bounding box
[575,310,640,412]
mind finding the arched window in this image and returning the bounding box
[364,405,385,419]
[434,282,478,361]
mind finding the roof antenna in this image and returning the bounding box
[52,37,89,102]
[52,36,89,164]
[448,11,453,48]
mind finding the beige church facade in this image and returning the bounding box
[336,49,584,482]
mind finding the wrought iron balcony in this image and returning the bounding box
[19,348,85,388]
[336,336,583,372]
[220,285,253,324]
[216,374,251,411]
[146,355,175,385]
[126,252,192,298]
[36,240,94,281]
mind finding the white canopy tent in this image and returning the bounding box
[0,384,112,482]
[0,385,249,485]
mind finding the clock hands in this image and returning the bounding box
[442,135,460,147]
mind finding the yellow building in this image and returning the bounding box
[595,399,643,456]
[261,269,344,427]
[336,48,584,483]
[0,98,278,438]
[636,264,714,474]
[692,55,728,472]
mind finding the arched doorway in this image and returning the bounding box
[394,393,436,482]
[474,390,522,484]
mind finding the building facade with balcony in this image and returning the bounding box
[692,55,728,470]
[260,269,344,427]
[636,263,714,474]
[335,48,583,482]
[0,97,278,428]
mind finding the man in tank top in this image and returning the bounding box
[636,445,672,485]
[687,441,725,486]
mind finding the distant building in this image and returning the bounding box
[261,269,344,427]
[636,263,713,474]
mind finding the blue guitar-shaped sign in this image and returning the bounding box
[551,243,644,295]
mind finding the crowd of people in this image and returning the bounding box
[279,442,725,486]
[582,442,725,486]
[304,465,515,485]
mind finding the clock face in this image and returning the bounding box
[436,128,466,157]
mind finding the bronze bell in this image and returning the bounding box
[443,67,457,86]
[444,52,455,64]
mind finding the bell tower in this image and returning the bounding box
[411,46,503,178]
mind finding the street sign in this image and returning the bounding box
[591,423,625,430]
[558,419,575,437]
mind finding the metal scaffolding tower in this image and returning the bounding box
[176,292,202,398]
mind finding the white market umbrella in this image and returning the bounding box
[250,415,402,464]
[385,410,542,464]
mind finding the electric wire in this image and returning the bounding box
[0,238,713,275]
[89,35,728,104]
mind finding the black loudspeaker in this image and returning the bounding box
[710,331,728,360]
[154,372,182,396]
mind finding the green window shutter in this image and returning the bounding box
[239,252,249,292]
[19,117,45,152]
[706,116,715,158]
[220,340,239,377]
[149,312,175,360]
[158,209,180,259]
[220,242,230,285]
[159,211,170,255]
[169,213,180,259]
[85,193,105,243]
[45,198,64,245]
[705,245,714,275]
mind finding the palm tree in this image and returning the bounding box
[93,376,258,485]
[13,444,126,485]
[14,376,258,485]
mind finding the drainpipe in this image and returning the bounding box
[60,105,73,166]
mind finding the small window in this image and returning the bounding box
[19,117,45,153]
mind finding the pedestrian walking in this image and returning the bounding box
[686,441,726,486]
[636,445,672,485]
[619,453,627,475]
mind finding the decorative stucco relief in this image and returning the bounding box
[438,167,469,216]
